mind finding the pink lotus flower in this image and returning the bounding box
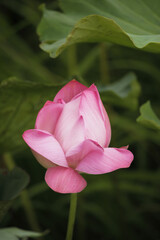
[23,80,133,193]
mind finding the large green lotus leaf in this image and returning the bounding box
[37,0,160,58]
[137,101,160,130]
[99,72,141,110]
[0,78,64,153]
[0,227,47,240]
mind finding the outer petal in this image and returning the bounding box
[35,101,64,134]
[76,147,134,174]
[79,88,107,147]
[32,151,57,169]
[22,129,68,167]
[45,166,87,193]
[89,84,111,147]
[66,139,103,169]
[54,97,85,152]
[54,80,87,103]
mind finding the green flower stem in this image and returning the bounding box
[66,193,78,240]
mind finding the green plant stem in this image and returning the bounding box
[67,45,77,77]
[66,193,78,240]
[3,152,16,170]
[20,190,41,231]
[99,43,110,84]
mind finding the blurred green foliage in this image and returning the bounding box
[0,0,160,240]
